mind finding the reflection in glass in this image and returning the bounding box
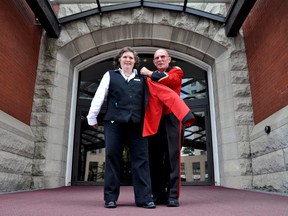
[51,0,234,20]
[187,0,232,17]
[181,78,207,100]
[78,112,105,183]
[77,109,132,184]
[79,81,99,100]
[181,111,207,183]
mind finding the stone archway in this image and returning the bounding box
[31,7,253,190]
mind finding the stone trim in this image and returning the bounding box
[31,7,254,191]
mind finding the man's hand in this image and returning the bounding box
[92,124,98,129]
[140,67,152,77]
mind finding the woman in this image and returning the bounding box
[87,47,155,209]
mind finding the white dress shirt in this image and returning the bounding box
[86,68,137,126]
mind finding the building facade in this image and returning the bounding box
[0,0,287,193]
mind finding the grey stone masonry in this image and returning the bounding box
[34,6,254,191]
[2,4,287,195]
[0,111,35,192]
[250,107,288,193]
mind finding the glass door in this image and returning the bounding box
[181,108,213,185]
[180,75,214,185]
[71,54,214,186]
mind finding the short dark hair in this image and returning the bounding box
[113,47,140,69]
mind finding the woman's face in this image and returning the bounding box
[119,51,135,72]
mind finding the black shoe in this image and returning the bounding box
[105,201,116,208]
[137,201,156,209]
[167,199,179,207]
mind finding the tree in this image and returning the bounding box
[182,147,194,156]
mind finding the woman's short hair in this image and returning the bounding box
[113,47,140,69]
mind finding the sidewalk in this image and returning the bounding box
[1,186,287,216]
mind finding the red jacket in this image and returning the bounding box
[143,66,195,137]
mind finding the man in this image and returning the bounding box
[140,49,191,207]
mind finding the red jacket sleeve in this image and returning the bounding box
[143,77,194,137]
[151,66,183,95]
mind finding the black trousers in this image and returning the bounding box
[148,114,182,200]
[103,121,152,204]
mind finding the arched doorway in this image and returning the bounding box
[71,51,214,186]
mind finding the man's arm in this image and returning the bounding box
[140,66,183,90]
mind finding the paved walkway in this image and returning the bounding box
[1,186,288,216]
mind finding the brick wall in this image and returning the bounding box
[243,0,288,123]
[0,0,42,125]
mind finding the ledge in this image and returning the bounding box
[0,111,34,142]
[250,105,288,140]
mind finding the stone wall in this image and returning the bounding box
[0,111,35,192]
[250,106,288,193]
[29,5,255,191]
[30,34,72,189]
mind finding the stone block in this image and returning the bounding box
[58,4,81,18]
[239,158,252,175]
[0,173,32,192]
[251,124,288,158]
[237,142,251,159]
[206,40,227,59]
[252,150,286,175]
[33,142,46,159]
[86,14,110,31]
[221,126,238,144]
[221,159,241,176]
[0,129,35,158]
[132,8,153,24]
[221,143,238,160]
[32,159,46,176]
[56,27,72,47]
[232,84,251,97]
[133,23,153,39]
[73,33,96,55]
[64,20,91,41]
[253,171,288,193]
[194,18,220,39]
[80,47,99,61]
[109,10,133,26]
[220,175,253,189]
[235,126,251,142]
[234,112,254,125]
[175,13,199,31]
[231,70,249,84]
[58,42,79,61]
[0,151,32,174]
[284,148,288,170]
[153,9,177,26]
[152,24,173,41]
[230,51,248,70]
[234,98,252,112]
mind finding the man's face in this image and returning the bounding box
[153,49,171,72]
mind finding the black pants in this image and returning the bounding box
[104,121,152,204]
[148,114,182,200]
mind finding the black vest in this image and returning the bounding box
[103,70,147,123]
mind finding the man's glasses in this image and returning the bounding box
[154,55,169,60]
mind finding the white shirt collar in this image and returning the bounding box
[119,68,137,81]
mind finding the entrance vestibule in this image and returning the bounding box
[71,53,214,186]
